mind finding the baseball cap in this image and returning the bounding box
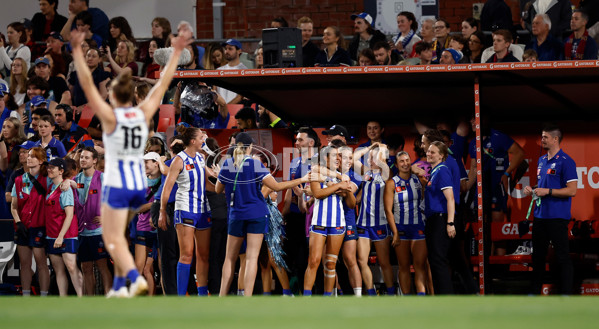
[46,31,63,42]
[21,18,32,30]
[15,141,36,151]
[30,95,48,107]
[350,12,373,25]
[223,38,242,49]
[47,157,66,170]
[322,125,348,137]
[444,49,463,64]
[0,81,8,97]
[234,132,254,146]
[143,152,161,162]
[34,57,50,66]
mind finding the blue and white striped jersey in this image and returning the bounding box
[392,174,425,225]
[357,172,387,227]
[311,175,345,228]
[175,151,210,214]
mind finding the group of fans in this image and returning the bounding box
[0,1,582,297]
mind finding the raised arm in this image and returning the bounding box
[138,24,193,121]
[70,30,114,126]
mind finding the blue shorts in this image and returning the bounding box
[135,230,157,247]
[46,238,79,254]
[310,225,346,237]
[343,217,358,242]
[15,226,46,248]
[102,186,146,210]
[78,235,109,262]
[395,222,426,241]
[174,210,212,230]
[357,224,389,241]
[490,184,508,213]
[228,215,268,237]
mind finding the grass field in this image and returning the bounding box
[0,296,597,329]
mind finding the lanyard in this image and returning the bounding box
[526,194,541,220]
[430,164,447,178]
[232,157,250,193]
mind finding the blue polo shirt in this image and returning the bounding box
[469,129,515,188]
[424,162,453,217]
[534,149,577,220]
[343,168,361,220]
[450,132,467,163]
[34,138,67,160]
[155,159,178,203]
[218,156,270,220]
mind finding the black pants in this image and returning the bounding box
[532,218,572,294]
[151,201,179,295]
[208,215,228,294]
[425,213,454,294]
[283,212,308,292]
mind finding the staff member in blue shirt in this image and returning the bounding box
[424,141,455,294]
[524,125,577,295]
[215,132,317,296]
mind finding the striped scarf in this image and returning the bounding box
[565,30,589,60]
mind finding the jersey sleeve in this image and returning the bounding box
[11,184,17,198]
[60,188,75,208]
[439,167,453,190]
[497,131,515,152]
[563,156,578,183]
[56,141,67,158]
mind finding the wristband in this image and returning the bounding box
[549,188,552,196]
[447,222,455,226]
[504,171,510,177]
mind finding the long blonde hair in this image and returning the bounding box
[9,58,27,94]
[233,142,250,168]
[115,40,136,66]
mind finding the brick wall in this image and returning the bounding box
[196,0,576,41]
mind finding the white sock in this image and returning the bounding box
[237,289,244,296]
[333,288,337,296]
[353,287,362,297]
[40,291,48,296]
[22,290,31,296]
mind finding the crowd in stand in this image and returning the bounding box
[0,0,588,297]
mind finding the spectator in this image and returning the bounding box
[1,117,27,172]
[0,22,31,77]
[234,106,257,129]
[107,16,136,54]
[44,52,68,80]
[254,47,263,69]
[467,31,486,63]
[439,48,463,64]
[314,26,352,67]
[139,38,164,82]
[28,107,52,141]
[71,146,112,295]
[4,141,33,204]
[359,120,384,148]
[392,11,421,58]
[564,10,598,60]
[524,0,573,38]
[480,0,513,32]
[257,105,286,129]
[44,31,72,71]
[17,77,59,132]
[61,0,109,41]
[33,57,70,104]
[68,47,110,106]
[419,19,435,44]
[523,49,539,61]
[358,48,375,66]
[413,41,433,65]
[526,14,565,61]
[322,124,348,145]
[33,114,67,159]
[486,29,520,62]
[207,43,227,70]
[54,104,88,152]
[22,18,44,60]
[105,40,138,77]
[449,35,468,53]
[271,17,289,28]
[9,58,28,105]
[373,41,400,65]
[216,39,247,103]
[68,11,103,52]
[432,19,452,63]
[298,17,319,67]
[348,12,387,63]
[31,0,68,42]
[462,18,480,39]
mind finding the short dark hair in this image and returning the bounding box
[75,10,93,27]
[387,133,405,151]
[415,41,432,54]
[329,139,346,148]
[372,41,391,52]
[32,107,52,117]
[40,115,55,125]
[543,124,563,143]
[436,18,450,28]
[235,107,256,121]
[492,29,513,43]
[463,17,479,30]
[272,17,289,27]
[298,127,321,148]
[7,22,27,43]
[573,9,589,22]
[423,129,444,143]
[26,76,49,92]
[55,104,74,122]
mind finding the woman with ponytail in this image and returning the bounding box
[70,22,193,298]
[215,132,318,296]
[159,127,212,296]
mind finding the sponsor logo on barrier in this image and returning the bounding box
[241,70,245,75]
[202,71,220,76]
[284,68,301,74]
[490,64,494,69]
[386,66,404,72]
[532,62,537,68]
[468,65,472,69]
[510,63,515,69]
[304,68,322,73]
[536,62,553,68]
[263,69,282,74]
[555,62,573,67]
[365,67,384,72]
[452,65,467,70]
[323,67,327,73]
[384,66,389,72]
[447,65,452,71]
[302,68,306,74]
[282,68,286,74]
[513,63,531,68]
[219,70,224,76]
[343,67,347,73]
[578,61,596,67]
[179,71,198,77]
[500,223,531,236]
[471,64,487,69]
[575,61,579,67]
[224,70,239,76]
[596,60,599,66]
[429,65,446,71]
[346,67,363,73]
